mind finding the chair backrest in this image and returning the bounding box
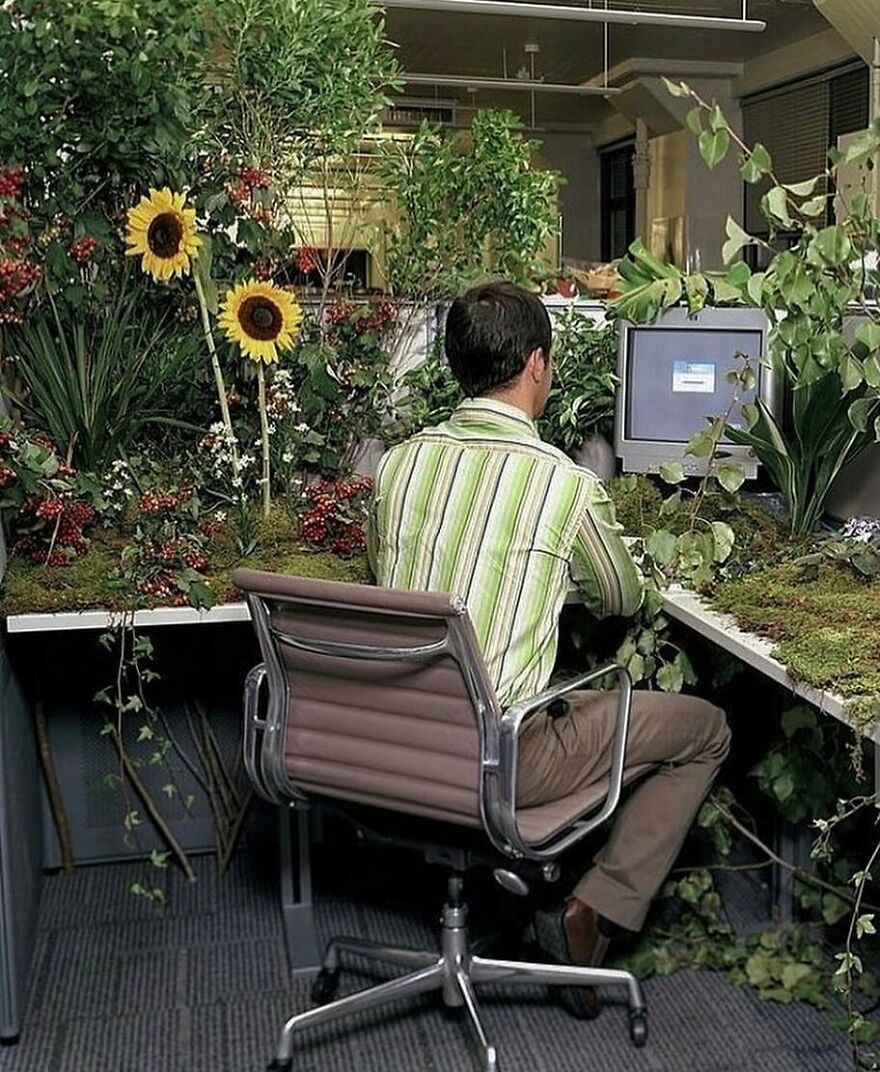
[233,568,502,829]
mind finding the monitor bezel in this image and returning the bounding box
[613,306,777,479]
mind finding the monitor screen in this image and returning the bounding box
[624,327,763,444]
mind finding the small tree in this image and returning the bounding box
[376,110,562,302]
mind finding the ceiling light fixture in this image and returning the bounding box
[402,72,620,95]
[383,0,766,33]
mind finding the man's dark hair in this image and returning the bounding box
[444,282,552,397]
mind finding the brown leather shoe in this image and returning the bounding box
[534,896,609,1020]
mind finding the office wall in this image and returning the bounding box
[538,132,601,263]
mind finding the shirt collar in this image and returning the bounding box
[451,397,539,438]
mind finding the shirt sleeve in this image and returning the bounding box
[569,477,644,619]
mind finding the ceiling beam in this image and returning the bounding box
[402,73,621,95]
[383,0,766,33]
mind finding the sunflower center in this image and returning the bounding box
[240,296,282,341]
[147,212,184,259]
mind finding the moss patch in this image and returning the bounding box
[0,510,369,617]
[711,562,880,726]
[609,474,801,576]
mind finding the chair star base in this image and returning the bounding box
[268,876,648,1072]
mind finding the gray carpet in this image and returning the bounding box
[0,842,858,1072]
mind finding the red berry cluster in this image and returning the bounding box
[254,257,278,281]
[0,464,12,487]
[239,166,271,190]
[197,517,224,538]
[226,182,250,208]
[324,300,351,328]
[0,257,41,301]
[154,535,209,571]
[138,572,187,604]
[68,236,100,263]
[0,166,24,199]
[355,299,398,335]
[137,488,183,515]
[295,247,319,274]
[15,496,95,565]
[300,477,372,556]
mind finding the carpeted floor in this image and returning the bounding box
[0,827,858,1072]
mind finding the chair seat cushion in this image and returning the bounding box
[516,763,655,846]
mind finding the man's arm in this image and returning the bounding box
[569,477,644,618]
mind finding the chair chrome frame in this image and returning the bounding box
[239,584,647,1072]
[243,591,633,864]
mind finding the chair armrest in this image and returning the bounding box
[484,662,633,861]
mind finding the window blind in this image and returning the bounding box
[742,80,830,235]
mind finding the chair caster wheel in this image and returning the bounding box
[310,967,340,1006]
[629,1009,648,1047]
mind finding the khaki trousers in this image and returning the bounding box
[517,690,731,932]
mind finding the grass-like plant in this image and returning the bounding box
[4,286,202,472]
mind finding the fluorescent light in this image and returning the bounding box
[403,72,620,95]
[383,0,766,32]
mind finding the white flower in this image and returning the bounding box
[295,422,309,433]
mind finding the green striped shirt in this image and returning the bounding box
[368,398,644,708]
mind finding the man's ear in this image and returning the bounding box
[526,347,546,382]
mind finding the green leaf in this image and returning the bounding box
[781,962,813,990]
[783,176,821,197]
[863,355,880,389]
[739,142,773,184]
[762,186,792,228]
[800,195,827,217]
[838,354,864,394]
[658,461,685,484]
[708,104,728,132]
[848,396,873,433]
[781,705,816,737]
[685,107,703,136]
[721,216,754,265]
[698,127,730,169]
[656,662,684,693]
[809,225,852,266]
[662,77,690,98]
[646,528,678,567]
[686,429,715,458]
[746,271,766,306]
[710,521,735,562]
[856,321,880,354]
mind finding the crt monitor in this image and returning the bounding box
[614,307,777,479]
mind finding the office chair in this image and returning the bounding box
[234,567,649,1072]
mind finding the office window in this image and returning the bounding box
[741,63,868,266]
[600,142,634,262]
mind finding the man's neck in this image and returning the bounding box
[482,389,537,422]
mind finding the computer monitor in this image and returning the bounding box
[614,307,777,479]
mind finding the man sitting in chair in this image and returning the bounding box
[367,281,730,1019]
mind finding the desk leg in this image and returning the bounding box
[772,817,813,924]
[279,805,320,976]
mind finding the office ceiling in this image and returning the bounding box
[383,0,831,127]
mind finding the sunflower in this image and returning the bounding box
[218,280,302,364]
[125,188,200,282]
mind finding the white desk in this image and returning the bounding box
[5,601,250,633]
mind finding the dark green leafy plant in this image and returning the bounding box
[3,287,202,472]
[538,310,618,452]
